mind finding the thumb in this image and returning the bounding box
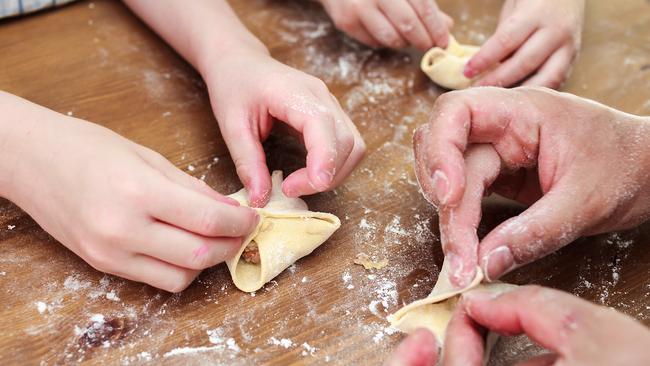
[219,115,272,208]
[478,182,591,281]
[384,329,439,366]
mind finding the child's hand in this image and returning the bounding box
[318,0,453,51]
[413,87,650,287]
[1,93,259,292]
[203,49,366,207]
[465,0,585,88]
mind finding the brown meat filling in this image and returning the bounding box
[242,240,261,264]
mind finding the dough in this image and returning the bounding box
[226,171,341,292]
[389,260,516,362]
[420,36,480,90]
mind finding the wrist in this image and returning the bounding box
[196,36,269,82]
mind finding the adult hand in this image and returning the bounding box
[203,48,365,207]
[413,87,650,287]
[319,0,454,51]
[465,0,585,88]
[386,286,650,365]
[1,93,259,292]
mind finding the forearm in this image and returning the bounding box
[0,91,41,199]
[123,0,268,76]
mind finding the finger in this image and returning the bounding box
[462,286,603,356]
[383,328,439,366]
[120,254,200,293]
[346,20,383,48]
[478,179,591,281]
[464,17,537,78]
[441,301,486,366]
[522,47,575,89]
[475,30,560,87]
[440,144,501,288]
[135,222,243,270]
[329,132,366,188]
[441,12,454,29]
[408,0,451,48]
[136,147,240,206]
[515,353,558,366]
[413,88,539,207]
[326,94,366,188]
[273,94,340,197]
[218,114,272,208]
[413,93,471,207]
[378,0,434,51]
[150,180,259,238]
[359,7,408,49]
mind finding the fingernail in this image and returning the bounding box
[464,64,476,78]
[249,188,270,208]
[317,170,333,189]
[283,185,297,198]
[223,197,241,206]
[462,288,492,302]
[447,252,474,288]
[482,246,514,282]
[431,170,450,205]
[193,244,209,259]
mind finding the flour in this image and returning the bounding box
[269,337,294,349]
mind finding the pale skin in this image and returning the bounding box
[319,0,585,89]
[124,0,366,208]
[0,0,364,292]
[0,92,258,292]
[385,286,650,366]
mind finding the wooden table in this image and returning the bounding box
[1,0,649,364]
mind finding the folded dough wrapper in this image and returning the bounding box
[389,260,517,364]
[227,171,341,292]
[420,35,480,90]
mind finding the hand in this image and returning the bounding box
[465,0,585,88]
[319,0,453,51]
[2,93,259,292]
[387,286,650,365]
[413,87,650,287]
[203,48,366,207]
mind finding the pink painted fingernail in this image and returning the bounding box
[431,170,450,205]
[464,64,476,78]
[482,246,514,281]
[193,244,209,259]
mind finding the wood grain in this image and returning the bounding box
[0,0,649,365]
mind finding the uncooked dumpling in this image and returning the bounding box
[389,260,516,361]
[226,171,341,292]
[421,36,480,90]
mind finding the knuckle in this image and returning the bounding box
[333,17,356,32]
[84,246,114,273]
[117,178,148,204]
[89,212,128,244]
[495,30,516,51]
[339,134,355,156]
[195,207,222,235]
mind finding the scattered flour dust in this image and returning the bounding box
[163,328,241,358]
[301,342,318,356]
[342,271,355,289]
[269,336,294,349]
